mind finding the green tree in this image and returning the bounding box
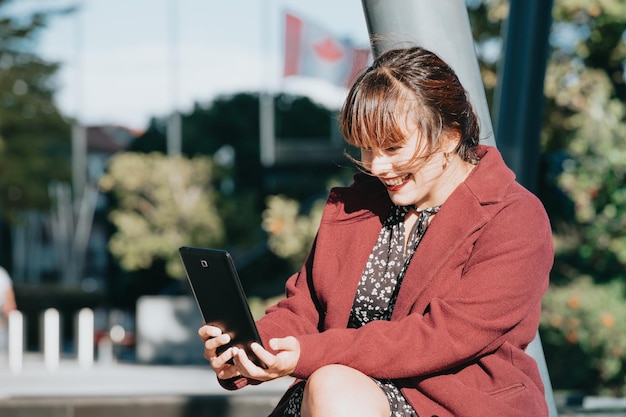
[0,0,74,222]
[538,0,626,394]
[469,0,626,258]
[99,152,225,280]
[262,194,325,270]
[127,92,348,250]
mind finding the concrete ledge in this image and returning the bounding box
[0,356,292,399]
[0,356,291,417]
[0,395,280,417]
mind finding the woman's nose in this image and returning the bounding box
[369,154,392,176]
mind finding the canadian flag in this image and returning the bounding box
[283,12,371,88]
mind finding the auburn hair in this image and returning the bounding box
[340,46,480,169]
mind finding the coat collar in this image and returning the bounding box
[463,145,516,205]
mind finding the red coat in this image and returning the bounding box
[229,145,553,417]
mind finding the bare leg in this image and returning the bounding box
[301,364,390,417]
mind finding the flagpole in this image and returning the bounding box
[72,0,86,205]
[259,0,275,167]
[167,0,182,156]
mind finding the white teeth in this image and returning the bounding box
[383,174,409,186]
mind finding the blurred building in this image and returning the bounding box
[9,125,138,351]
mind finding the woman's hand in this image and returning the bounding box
[198,326,300,383]
[198,325,241,380]
[231,336,300,382]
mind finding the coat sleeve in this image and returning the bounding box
[256,235,327,342]
[222,196,345,390]
[290,191,553,381]
[255,177,385,344]
[215,243,324,390]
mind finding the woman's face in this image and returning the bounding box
[360,119,459,209]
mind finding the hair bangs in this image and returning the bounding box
[341,71,416,151]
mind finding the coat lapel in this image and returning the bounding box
[391,145,514,318]
[392,184,488,318]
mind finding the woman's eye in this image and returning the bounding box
[384,146,401,153]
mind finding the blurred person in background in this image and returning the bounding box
[0,265,17,352]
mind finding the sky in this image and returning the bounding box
[11,0,372,131]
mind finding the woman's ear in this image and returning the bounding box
[442,130,462,154]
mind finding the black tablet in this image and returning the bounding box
[179,246,264,367]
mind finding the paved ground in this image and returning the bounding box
[1,354,626,416]
[0,355,292,399]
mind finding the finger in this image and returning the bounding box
[198,325,223,339]
[250,342,277,367]
[204,333,231,351]
[203,334,231,363]
[233,347,267,378]
[215,347,242,379]
[215,361,241,380]
[211,346,237,370]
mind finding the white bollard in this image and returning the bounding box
[43,308,60,372]
[8,310,23,374]
[97,336,114,365]
[77,308,94,369]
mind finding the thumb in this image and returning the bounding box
[270,336,299,352]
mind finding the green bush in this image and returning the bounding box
[542,276,626,395]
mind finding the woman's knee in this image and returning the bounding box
[304,365,348,399]
[302,365,389,417]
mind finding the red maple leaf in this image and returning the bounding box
[313,37,344,62]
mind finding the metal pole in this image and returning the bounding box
[72,124,87,202]
[492,0,554,193]
[72,1,86,202]
[360,0,495,146]
[167,0,182,156]
[260,93,276,167]
[259,0,275,167]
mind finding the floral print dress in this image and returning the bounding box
[283,204,440,417]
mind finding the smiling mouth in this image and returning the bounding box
[382,174,411,187]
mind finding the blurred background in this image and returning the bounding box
[0,0,625,405]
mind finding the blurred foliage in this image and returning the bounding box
[0,0,74,222]
[539,0,626,395]
[96,90,352,310]
[466,0,509,98]
[549,68,626,277]
[99,152,224,280]
[126,93,353,268]
[129,92,338,201]
[542,276,626,395]
[262,194,325,270]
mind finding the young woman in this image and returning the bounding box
[199,46,553,417]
